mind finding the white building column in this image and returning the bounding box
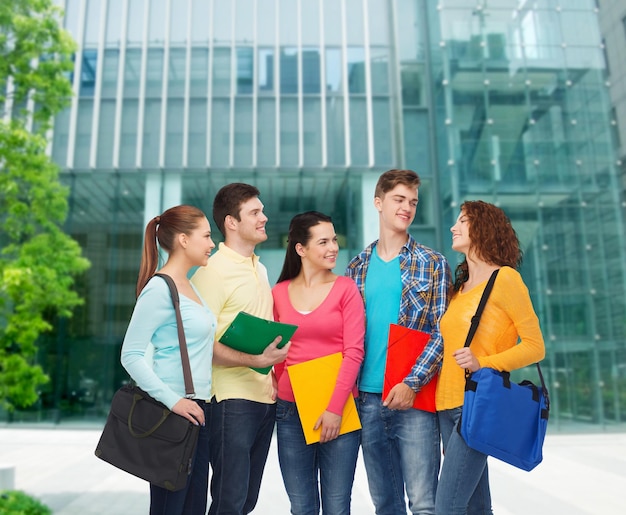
[360,173,379,246]
[143,172,183,230]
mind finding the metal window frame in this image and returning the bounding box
[135,0,150,168]
[206,0,214,167]
[88,0,108,169]
[183,0,193,169]
[362,0,374,167]
[340,0,351,166]
[228,1,236,167]
[158,0,172,168]
[112,0,130,169]
[66,0,88,169]
[319,0,328,167]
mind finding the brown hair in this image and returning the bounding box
[212,183,261,237]
[277,211,333,283]
[453,200,522,291]
[374,169,421,198]
[136,205,206,297]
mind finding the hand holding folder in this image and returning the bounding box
[219,312,298,374]
[383,324,437,413]
[287,352,361,445]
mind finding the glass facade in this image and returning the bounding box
[6,0,625,430]
[431,1,626,429]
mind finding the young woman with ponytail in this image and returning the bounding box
[121,205,216,514]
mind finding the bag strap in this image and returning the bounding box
[462,268,550,412]
[535,359,550,413]
[463,269,500,349]
[153,273,195,397]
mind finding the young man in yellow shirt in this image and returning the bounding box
[192,183,289,515]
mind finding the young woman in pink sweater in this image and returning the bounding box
[272,211,365,515]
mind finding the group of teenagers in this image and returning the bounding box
[121,168,546,515]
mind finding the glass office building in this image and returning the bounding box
[9,0,625,429]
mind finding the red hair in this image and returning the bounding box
[453,201,522,291]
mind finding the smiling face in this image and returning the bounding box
[374,183,418,234]
[184,216,215,267]
[230,196,268,246]
[450,210,471,255]
[296,221,339,271]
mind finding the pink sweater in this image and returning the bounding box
[272,276,365,415]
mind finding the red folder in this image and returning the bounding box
[382,324,437,413]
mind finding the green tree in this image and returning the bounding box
[0,0,90,410]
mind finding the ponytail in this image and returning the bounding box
[135,206,206,297]
[136,216,160,298]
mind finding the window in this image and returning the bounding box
[237,47,254,94]
[80,50,98,97]
[258,48,274,92]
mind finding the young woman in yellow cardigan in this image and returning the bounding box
[435,200,545,514]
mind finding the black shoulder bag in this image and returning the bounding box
[95,273,200,491]
[458,269,550,471]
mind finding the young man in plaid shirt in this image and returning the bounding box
[346,169,452,515]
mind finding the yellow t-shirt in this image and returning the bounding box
[435,266,545,411]
[191,243,274,404]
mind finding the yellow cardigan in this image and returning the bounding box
[435,266,545,411]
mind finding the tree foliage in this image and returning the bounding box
[0,0,90,410]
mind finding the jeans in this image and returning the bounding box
[208,397,276,515]
[358,392,440,515]
[276,399,361,515]
[150,400,211,515]
[435,408,492,515]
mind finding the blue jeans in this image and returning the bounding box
[436,408,492,515]
[150,400,211,515]
[276,399,361,515]
[358,392,440,515]
[208,397,276,515]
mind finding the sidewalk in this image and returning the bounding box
[1,426,625,514]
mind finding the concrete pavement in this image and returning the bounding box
[1,425,625,514]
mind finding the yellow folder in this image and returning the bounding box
[287,352,361,445]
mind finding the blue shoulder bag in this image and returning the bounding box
[458,269,550,471]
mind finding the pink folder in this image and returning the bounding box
[382,324,437,413]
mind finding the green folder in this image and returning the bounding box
[219,312,298,374]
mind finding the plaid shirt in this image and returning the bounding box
[345,234,452,391]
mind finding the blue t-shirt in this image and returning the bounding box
[359,245,402,393]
